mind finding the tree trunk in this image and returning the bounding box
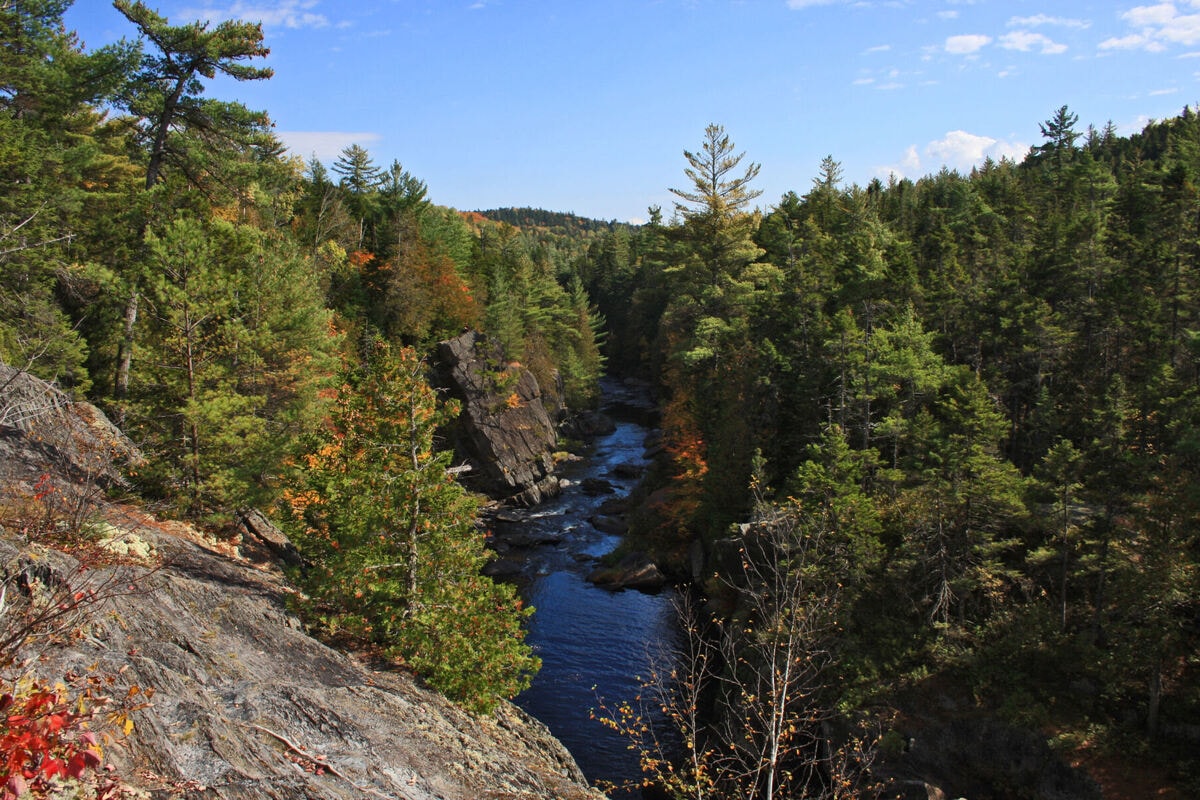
[1147,654,1162,738]
[113,285,139,421]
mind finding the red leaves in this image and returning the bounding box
[0,679,108,798]
[31,475,56,504]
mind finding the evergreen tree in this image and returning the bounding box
[111,0,276,407]
[114,0,273,190]
[129,216,336,517]
[288,342,539,712]
[0,1,137,389]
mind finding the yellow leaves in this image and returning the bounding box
[504,392,522,409]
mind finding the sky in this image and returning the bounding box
[64,0,1196,223]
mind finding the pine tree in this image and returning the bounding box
[114,0,273,190]
[130,216,336,517]
[0,1,137,389]
[111,0,275,407]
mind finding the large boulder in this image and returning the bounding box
[587,551,667,592]
[435,331,560,506]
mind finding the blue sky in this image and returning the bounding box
[65,1,1195,223]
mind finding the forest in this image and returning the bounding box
[2,1,1198,798]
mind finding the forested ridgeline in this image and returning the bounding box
[582,117,1200,796]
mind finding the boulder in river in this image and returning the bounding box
[587,551,667,592]
[580,477,616,496]
[589,514,629,535]
[560,409,616,438]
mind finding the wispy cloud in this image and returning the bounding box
[1008,14,1091,29]
[181,0,330,29]
[786,0,842,8]
[1099,33,1162,51]
[945,34,991,54]
[999,30,1068,54]
[864,44,892,54]
[278,131,382,162]
[1100,2,1200,51]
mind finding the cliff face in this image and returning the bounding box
[0,363,603,800]
[434,331,561,506]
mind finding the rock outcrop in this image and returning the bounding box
[0,362,141,495]
[435,331,560,506]
[0,523,604,800]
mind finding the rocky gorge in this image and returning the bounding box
[0,346,1113,800]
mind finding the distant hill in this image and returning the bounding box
[475,207,637,236]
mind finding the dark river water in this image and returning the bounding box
[501,381,680,797]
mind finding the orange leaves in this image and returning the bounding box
[282,488,324,517]
[31,475,55,504]
[347,250,375,270]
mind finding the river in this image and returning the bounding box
[491,380,680,797]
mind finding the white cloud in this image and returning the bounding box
[926,130,996,166]
[924,130,1028,172]
[999,31,1068,54]
[853,77,876,85]
[1101,2,1200,51]
[1150,86,1180,94]
[277,131,382,162]
[1125,3,1179,27]
[945,34,991,54]
[937,10,959,20]
[864,44,892,53]
[1008,14,1091,29]
[1099,32,1162,50]
[786,0,842,8]
[181,0,329,29]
